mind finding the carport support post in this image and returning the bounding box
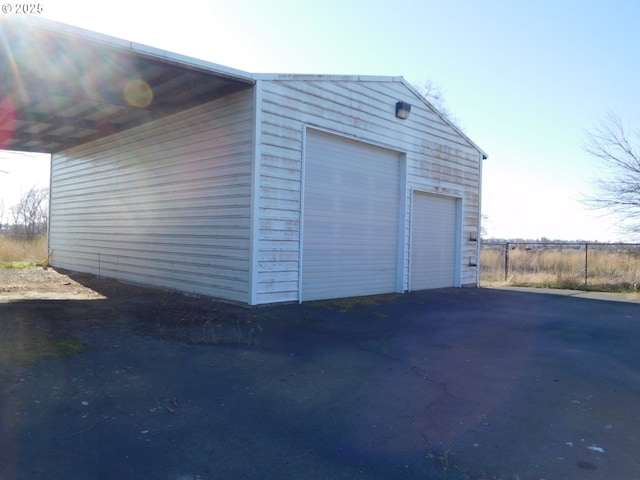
[504,241,509,282]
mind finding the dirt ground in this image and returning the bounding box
[0,267,104,300]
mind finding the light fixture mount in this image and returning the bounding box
[395,101,411,119]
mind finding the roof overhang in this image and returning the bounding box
[0,16,255,153]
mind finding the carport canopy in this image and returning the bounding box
[0,16,255,153]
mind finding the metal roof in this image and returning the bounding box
[0,17,255,153]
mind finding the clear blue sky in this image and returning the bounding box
[2,0,639,240]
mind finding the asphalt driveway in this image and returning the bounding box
[2,277,640,479]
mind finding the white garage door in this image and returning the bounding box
[410,192,459,290]
[302,130,401,301]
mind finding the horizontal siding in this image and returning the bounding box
[49,89,254,303]
[255,78,482,303]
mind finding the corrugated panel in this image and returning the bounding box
[410,192,458,289]
[49,90,254,303]
[301,130,401,301]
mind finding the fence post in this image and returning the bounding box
[584,243,588,286]
[504,241,509,282]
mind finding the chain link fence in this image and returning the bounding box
[481,242,640,292]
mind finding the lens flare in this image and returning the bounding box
[124,78,153,108]
[0,96,16,149]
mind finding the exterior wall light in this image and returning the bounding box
[395,101,411,119]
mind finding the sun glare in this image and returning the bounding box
[124,78,153,108]
[0,97,16,149]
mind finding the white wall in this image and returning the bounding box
[48,77,483,305]
[49,89,254,303]
[255,76,483,304]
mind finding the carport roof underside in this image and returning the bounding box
[0,17,255,153]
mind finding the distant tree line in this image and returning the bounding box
[0,185,49,241]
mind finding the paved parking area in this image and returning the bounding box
[2,278,640,479]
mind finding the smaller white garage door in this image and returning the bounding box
[410,192,459,290]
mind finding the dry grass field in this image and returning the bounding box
[0,235,48,268]
[481,244,640,292]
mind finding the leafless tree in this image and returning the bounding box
[583,112,640,235]
[416,79,462,130]
[480,214,489,239]
[0,169,6,232]
[11,185,49,240]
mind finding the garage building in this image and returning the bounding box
[1,17,487,305]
